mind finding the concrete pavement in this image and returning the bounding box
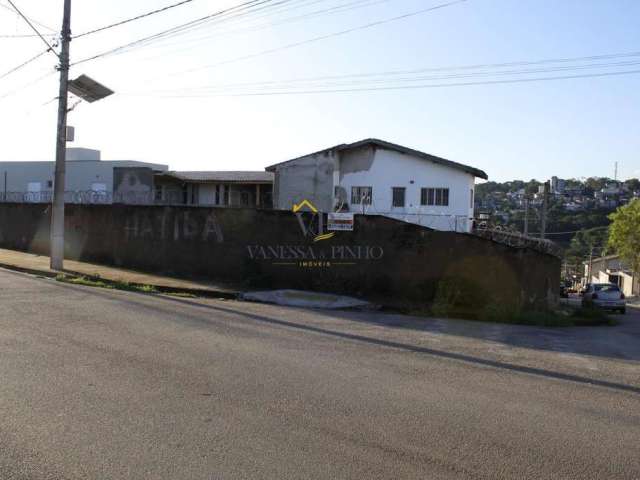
[0,247,240,297]
[1,267,639,479]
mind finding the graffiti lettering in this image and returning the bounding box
[124,211,224,243]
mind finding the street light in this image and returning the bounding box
[68,75,114,103]
[50,46,113,270]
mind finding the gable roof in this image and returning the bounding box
[265,138,488,179]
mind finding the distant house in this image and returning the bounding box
[266,138,487,232]
[0,148,274,208]
[550,176,565,194]
[153,171,273,208]
[0,148,168,203]
[584,255,638,297]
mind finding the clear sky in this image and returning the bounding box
[1,0,639,182]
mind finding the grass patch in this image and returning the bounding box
[56,274,157,294]
[163,291,197,298]
[421,298,615,327]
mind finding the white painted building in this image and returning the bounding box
[266,139,488,232]
[584,255,639,298]
[0,148,168,203]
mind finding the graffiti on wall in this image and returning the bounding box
[125,210,224,243]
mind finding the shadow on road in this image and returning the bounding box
[155,295,640,396]
[300,303,640,363]
[39,273,640,396]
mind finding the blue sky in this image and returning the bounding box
[1,0,639,182]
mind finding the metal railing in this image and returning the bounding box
[471,224,562,257]
[1,191,112,204]
[0,190,273,208]
[378,212,471,232]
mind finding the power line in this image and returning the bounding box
[0,33,57,38]
[137,0,308,52]
[0,69,56,102]
[172,0,469,77]
[533,226,609,236]
[73,0,197,39]
[131,67,640,98]
[4,0,59,59]
[71,0,466,70]
[0,1,56,33]
[136,0,392,61]
[0,47,52,80]
[140,53,640,94]
[71,0,283,66]
[105,0,321,57]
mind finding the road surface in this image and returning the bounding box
[1,268,639,479]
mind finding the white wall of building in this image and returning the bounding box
[0,159,167,201]
[336,147,476,232]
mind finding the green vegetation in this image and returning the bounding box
[607,199,640,274]
[163,291,197,298]
[564,226,611,277]
[431,277,486,318]
[427,276,613,326]
[55,274,157,294]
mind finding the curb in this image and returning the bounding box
[0,262,60,279]
[0,262,240,300]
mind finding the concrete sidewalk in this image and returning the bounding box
[0,248,240,298]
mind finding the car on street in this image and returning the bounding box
[581,283,626,313]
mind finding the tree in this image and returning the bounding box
[607,199,640,273]
[565,227,610,267]
[624,178,640,193]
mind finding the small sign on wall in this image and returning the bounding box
[328,212,354,231]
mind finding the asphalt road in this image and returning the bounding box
[1,268,639,479]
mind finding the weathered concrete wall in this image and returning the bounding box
[0,203,560,311]
[113,167,154,204]
[271,151,337,212]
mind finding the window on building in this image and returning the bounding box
[470,188,474,208]
[190,184,199,205]
[392,187,405,208]
[351,186,372,205]
[421,188,433,206]
[182,185,189,205]
[421,188,450,206]
[223,185,230,206]
[154,185,163,202]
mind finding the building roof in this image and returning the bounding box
[265,138,488,179]
[582,254,633,271]
[158,171,274,184]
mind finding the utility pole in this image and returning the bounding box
[587,245,594,283]
[50,0,71,270]
[540,181,549,240]
[523,196,529,236]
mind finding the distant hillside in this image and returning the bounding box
[473,177,640,253]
